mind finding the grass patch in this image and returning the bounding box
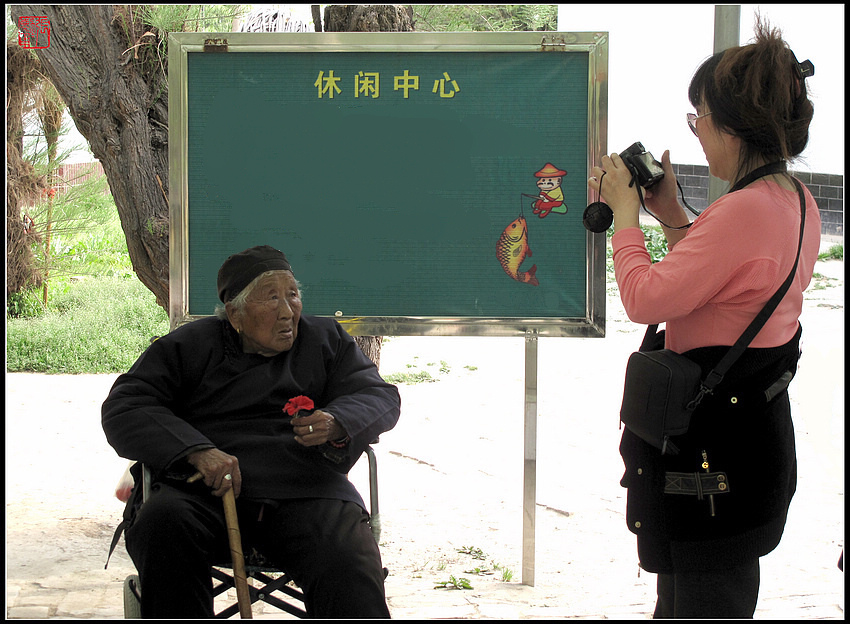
[383,356,477,385]
[8,196,170,374]
[434,575,474,590]
[455,545,515,584]
[810,272,839,291]
[6,275,169,373]
[383,370,437,385]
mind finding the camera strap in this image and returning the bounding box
[643,160,789,230]
[636,178,698,230]
[728,160,788,193]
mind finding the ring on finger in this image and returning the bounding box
[308,425,314,433]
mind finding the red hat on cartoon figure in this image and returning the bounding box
[535,163,567,177]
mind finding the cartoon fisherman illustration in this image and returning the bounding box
[531,163,567,218]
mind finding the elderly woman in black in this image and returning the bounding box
[103,245,400,618]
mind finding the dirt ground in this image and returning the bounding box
[5,251,844,619]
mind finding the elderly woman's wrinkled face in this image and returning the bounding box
[226,272,302,356]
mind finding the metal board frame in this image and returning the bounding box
[167,31,609,337]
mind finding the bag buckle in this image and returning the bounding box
[686,385,710,411]
[686,370,723,411]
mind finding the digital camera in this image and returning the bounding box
[620,142,664,189]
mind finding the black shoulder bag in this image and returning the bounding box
[619,164,806,455]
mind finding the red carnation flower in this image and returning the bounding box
[284,395,315,416]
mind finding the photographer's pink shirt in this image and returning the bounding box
[612,180,822,354]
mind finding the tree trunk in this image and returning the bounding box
[323,4,413,32]
[10,5,410,366]
[10,5,171,308]
[6,40,46,300]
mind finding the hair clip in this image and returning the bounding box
[790,50,815,80]
[789,51,814,99]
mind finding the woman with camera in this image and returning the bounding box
[587,16,821,618]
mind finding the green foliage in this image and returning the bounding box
[383,354,475,385]
[135,4,248,63]
[641,224,670,263]
[818,244,843,261]
[6,289,46,319]
[55,232,136,279]
[810,272,840,291]
[434,575,474,590]
[383,370,436,385]
[454,544,515,583]
[605,224,670,292]
[6,275,169,373]
[463,566,495,576]
[413,5,558,32]
[26,184,130,281]
[22,107,79,168]
[8,193,170,372]
[142,4,246,33]
[19,113,121,299]
[457,545,488,560]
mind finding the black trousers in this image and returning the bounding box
[125,481,390,618]
[653,558,760,619]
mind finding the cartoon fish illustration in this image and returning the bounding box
[496,214,539,286]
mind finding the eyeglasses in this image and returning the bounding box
[686,111,712,137]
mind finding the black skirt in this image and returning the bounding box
[619,326,801,572]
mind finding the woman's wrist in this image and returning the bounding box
[611,199,641,231]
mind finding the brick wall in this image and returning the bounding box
[789,170,844,238]
[54,161,108,195]
[671,163,844,237]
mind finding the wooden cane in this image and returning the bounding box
[222,487,253,619]
[189,472,253,618]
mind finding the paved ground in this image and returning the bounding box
[6,241,844,619]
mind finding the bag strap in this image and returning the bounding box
[690,175,807,406]
[641,323,660,349]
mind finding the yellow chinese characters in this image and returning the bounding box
[314,70,460,100]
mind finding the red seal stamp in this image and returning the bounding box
[18,16,51,49]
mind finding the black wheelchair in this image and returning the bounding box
[122,445,381,618]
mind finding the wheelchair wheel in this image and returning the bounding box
[123,574,142,618]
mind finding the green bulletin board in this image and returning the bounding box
[169,32,608,337]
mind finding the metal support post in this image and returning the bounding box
[522,329,538,585]
[709,4,741,203]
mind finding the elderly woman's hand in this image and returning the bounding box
[187,448,241,498]
[291,409,348,447]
